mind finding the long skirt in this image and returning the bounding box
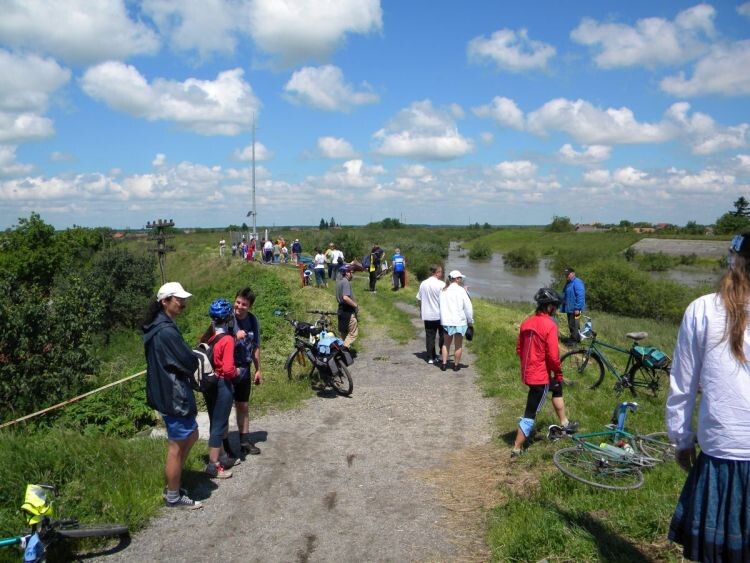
[669,452,750,562]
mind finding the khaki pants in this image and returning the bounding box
[344,315,359,348]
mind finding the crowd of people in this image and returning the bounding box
[225,236,304,264]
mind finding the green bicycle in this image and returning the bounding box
[560,316,671,397]
[552,401,676,490]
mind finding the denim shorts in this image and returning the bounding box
[162,414,198,441]
[443,325,468,336]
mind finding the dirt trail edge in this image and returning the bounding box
[108,302,495,562]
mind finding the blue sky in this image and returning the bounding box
[0,0,749,229]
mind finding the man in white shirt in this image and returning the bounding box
[331,245,345,279]
[416,265,445,364]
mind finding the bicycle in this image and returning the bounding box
[277,310,354,396]
[552,402,676,490]
[1,484,129,562]
[559,316,671,397]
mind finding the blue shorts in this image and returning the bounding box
[162,415,198,441]
[443,325,468,336]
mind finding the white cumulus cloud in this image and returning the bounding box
[660,40,750,97]
[247,0,383,66]
[306,159,383,190]
[317,137,357,159]
[666,102,748,155]
[233,142,274,161]
[571,4,715,68]
[472,96,525,130]
[81,62,260,135]
[0,0,159,64]
[739,2,750,18]
[373,100,473,160]
[467,28,556,71]
[284,65,378,111]
[0,145,33,177]
[558,144,612,165]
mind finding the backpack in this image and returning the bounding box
[191,333,231,392]
[633,346,670,369]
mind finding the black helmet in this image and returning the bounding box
[534,288,562,306]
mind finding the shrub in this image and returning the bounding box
[503,247,538,269]
[546,215,575,233]
[636,252,677,272]
[469,242,492,260]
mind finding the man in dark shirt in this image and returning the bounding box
[336,265,359,348]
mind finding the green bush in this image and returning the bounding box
[468,242,492,260]
[503,247,538,269]
[635,252,677,272]
[546,215,575,232]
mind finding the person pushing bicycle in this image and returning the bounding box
[512,288,578,458]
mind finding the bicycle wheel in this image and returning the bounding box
[636,432,676,463]
[560,350,604,389]
[553,446,644,490]
[328,356,353,396]
[629,365,669,398]
[286,349,315,381]
[56,523,129,539]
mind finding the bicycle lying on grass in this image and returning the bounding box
[552,402,676,490]
[277,310,354,396]
[560,316,671,397]
[0,484,129,562]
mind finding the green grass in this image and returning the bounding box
[471,299,683,561]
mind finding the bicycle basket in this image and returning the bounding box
[633,346,670,369]
[21,484,54,525]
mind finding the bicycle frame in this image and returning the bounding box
[580,338,636,384]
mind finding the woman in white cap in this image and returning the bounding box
[439,270,474,372]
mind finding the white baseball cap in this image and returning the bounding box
[157,281,192,301]
[448,270,465,279]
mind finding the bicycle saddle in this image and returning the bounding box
[626,332,648,341]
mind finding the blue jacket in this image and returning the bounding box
[561,276,585,313]
[143,311,198,417]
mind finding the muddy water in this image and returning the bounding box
[443,243,720,303]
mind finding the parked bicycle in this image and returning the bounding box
[552,402,676,490]
[560,316,671,397]
[0,484,129,562]
[277,310,354,396]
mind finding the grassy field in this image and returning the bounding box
[471,299,683,562]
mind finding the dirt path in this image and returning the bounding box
[107,303,495,562]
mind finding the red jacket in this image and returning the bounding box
[516,312,562,385]
[212,334,237,380]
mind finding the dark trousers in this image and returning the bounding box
[566,313,581,342]
[392,271,405,289]
[424,320,444,359]
[369,271,377,291]
[203,378,234,448]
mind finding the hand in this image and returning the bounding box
[676,446,696,472]
[574,310,581,317]
[253,370,262,385]
[236,329,247,339]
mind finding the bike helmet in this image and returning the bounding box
[534,287,562,306]
[339,264,352,274]
[208,298,233,320]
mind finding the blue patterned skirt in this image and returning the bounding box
[669,452,750,562]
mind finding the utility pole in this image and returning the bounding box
[146,219,175,284]
[246,114,258,241]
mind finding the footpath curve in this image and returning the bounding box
[107,303,494,562]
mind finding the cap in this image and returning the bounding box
[448,270,465,279]
[157,282,192,301]
[730,233,750,257]
[564,267,575,274]
[294,238,299,242]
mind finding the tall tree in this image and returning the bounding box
[733,196,750,217]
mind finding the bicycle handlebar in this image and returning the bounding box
[307,310,336,316]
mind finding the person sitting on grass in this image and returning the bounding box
[512,288,578,458]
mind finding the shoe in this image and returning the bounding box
[440,363,447,372]
[511,448,522,459]
[563,421,579,433]
[219,454,240,468]
[165,494,203,510]
[241,442,261,455]
[546,425,564,441]
[453,364,460,372]
[162,486,187,500]
[204,462,233,479]
[427,358,434,364]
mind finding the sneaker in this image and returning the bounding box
[204,462,233,479]
[562,421,579,433]
[162,486,187,500]
[165,494,203,510]
[219,454,240,468]
[427,358,434,364]
[453,364,460,372]
[440,363,447,372]
[241,442,261,455]
[511,448,522,459]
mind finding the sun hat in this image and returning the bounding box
[448,270,465,279]
[157,282,192,301]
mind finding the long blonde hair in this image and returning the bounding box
[718,251,750,362]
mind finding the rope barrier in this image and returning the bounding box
[0,370,146,431]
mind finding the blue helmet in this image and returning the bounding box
[208,298,233,320]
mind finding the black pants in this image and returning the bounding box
[566,313,580,342]
[424,320,444,359]
[369,271,377,291]
[392,271,405,289]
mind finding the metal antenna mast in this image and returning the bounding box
[248,114,257,240]
[146,218,175,284]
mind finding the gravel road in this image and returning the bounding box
[105,303,494,562]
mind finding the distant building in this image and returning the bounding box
[575,223,609,232]
[633,227,656,234]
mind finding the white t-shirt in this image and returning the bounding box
[331,249,344,264]
[263,240,273,251]
[314,253,326,269]
[416,276,444,321]
[666,293,750,459]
